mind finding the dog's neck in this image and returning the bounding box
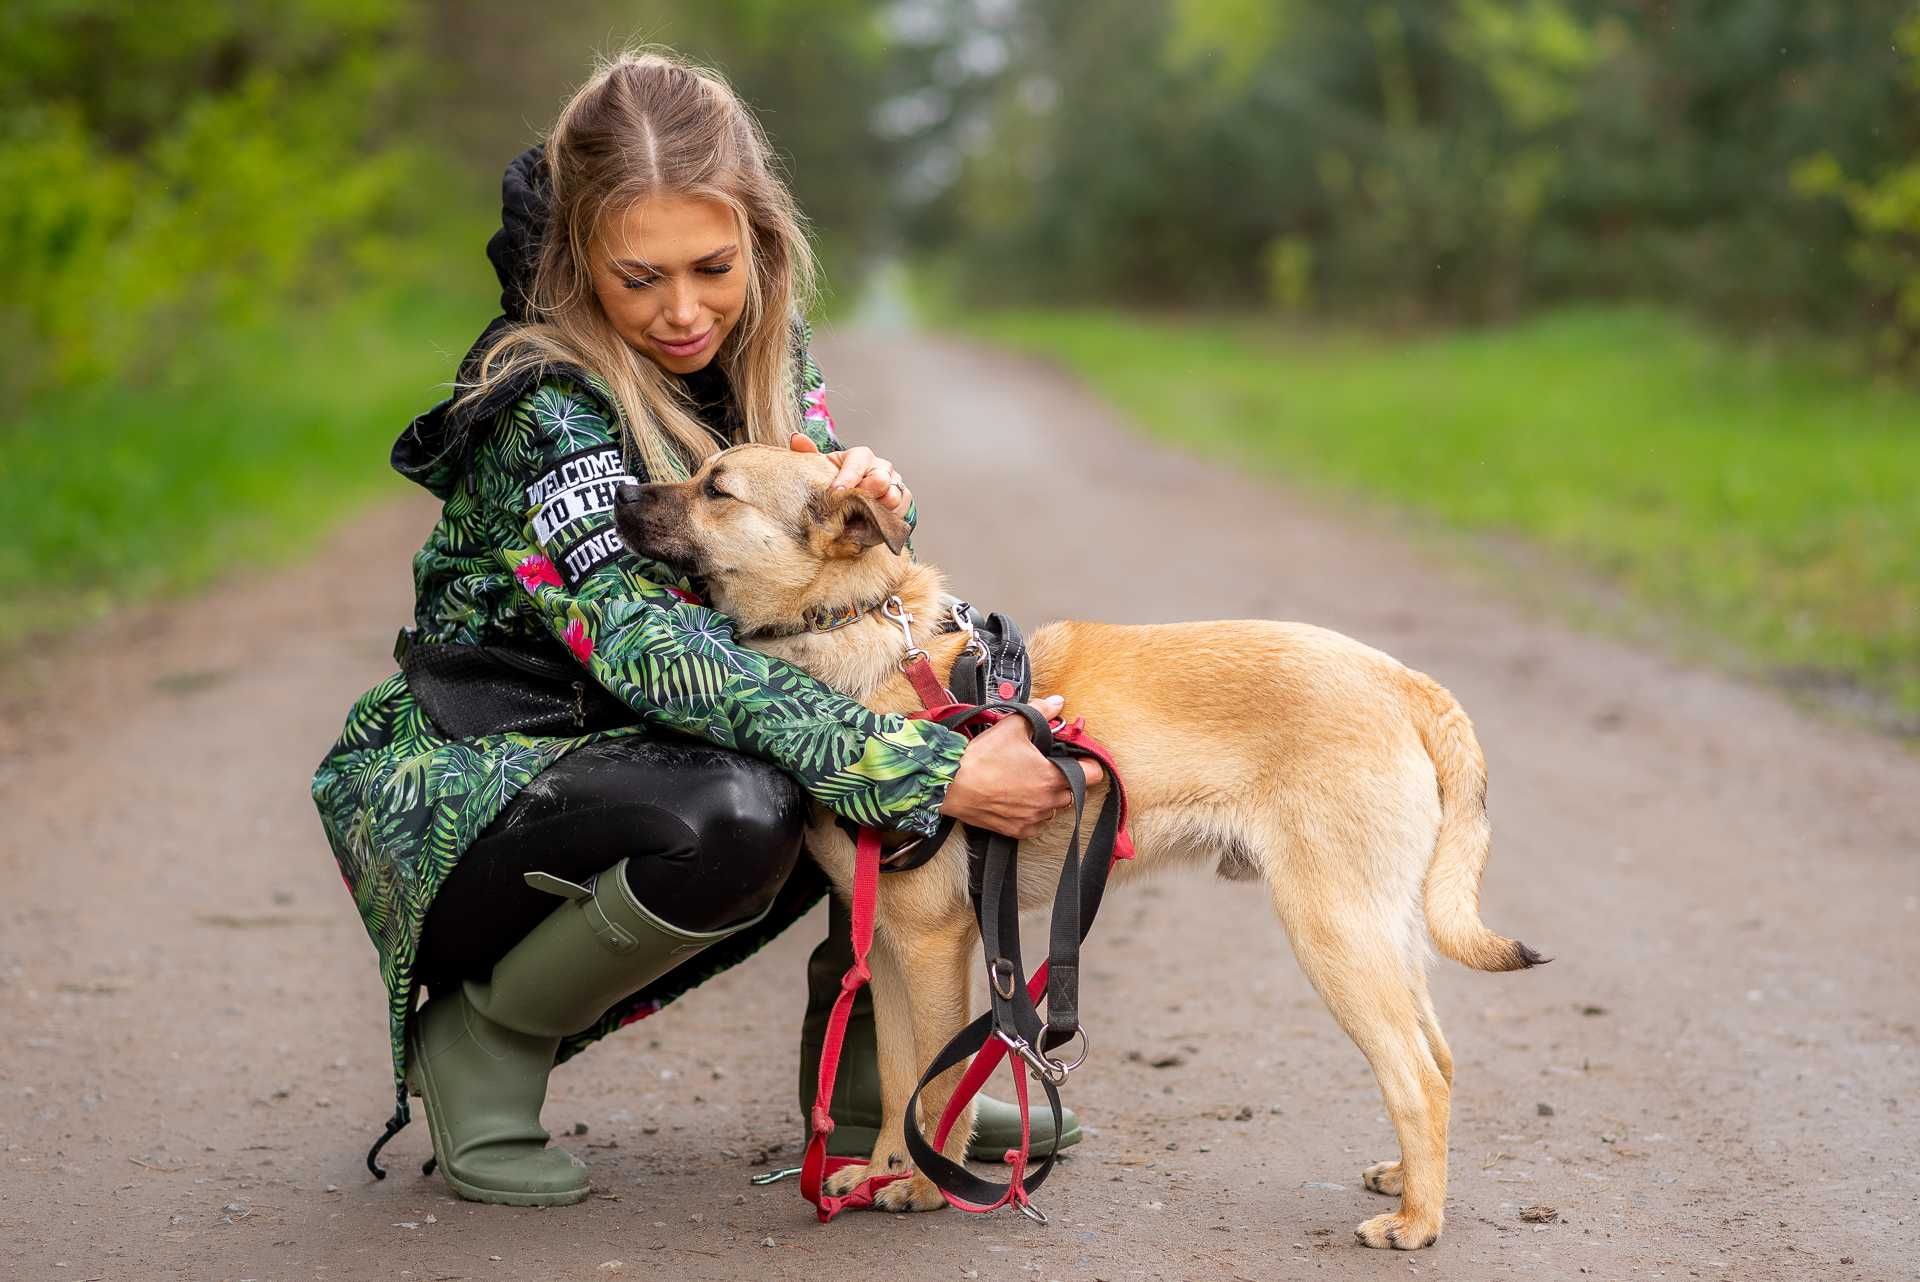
[743,560,975,711]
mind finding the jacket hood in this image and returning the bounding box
[390,145,558,499]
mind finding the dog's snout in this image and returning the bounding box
[615,482,644,507]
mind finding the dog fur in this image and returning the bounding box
[614,444,1543,1250]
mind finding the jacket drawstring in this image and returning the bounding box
[365,1083,412,1179]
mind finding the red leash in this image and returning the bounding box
[798,825,913,1218]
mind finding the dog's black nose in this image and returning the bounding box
[615,483,644,506]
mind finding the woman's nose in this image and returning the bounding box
[662,279,701,329]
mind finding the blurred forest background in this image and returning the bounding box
[4,0,1917,721]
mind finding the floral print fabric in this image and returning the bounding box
[311,352,966,1089]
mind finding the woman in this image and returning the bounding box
[311,49,1090,1208]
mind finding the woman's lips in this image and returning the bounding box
[653,328,714,359]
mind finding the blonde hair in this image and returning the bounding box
[461,49,818,480]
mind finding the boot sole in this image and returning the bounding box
[827,1119,1085,1164]
[407,1039,591,1208]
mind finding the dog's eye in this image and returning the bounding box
[704,476,731,501]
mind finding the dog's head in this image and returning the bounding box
[613,444,912,635]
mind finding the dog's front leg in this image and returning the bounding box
[866,919,977,1212]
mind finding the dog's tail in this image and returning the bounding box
[1409,673,1547,972]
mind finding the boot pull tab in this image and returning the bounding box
[523,871,593,901]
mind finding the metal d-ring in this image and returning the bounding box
[1034,1022,1090,1078]
[1016,1200,1049,1225]
[989,957,1020,1001]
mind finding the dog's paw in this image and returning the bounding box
[873,1172,946,1213]
[823,1164,872,1198]
[1361,1160,1403,1196]
[1354,1210,1441,1251]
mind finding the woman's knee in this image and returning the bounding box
[619,757,808,931]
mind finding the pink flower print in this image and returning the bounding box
[802,385,835,432]
[514,554,562,593]
[563,617,594,664]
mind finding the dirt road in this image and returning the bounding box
[2,331,1915,1281]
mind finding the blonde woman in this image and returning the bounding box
[312,50,1088,1207]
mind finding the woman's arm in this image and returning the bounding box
[486,376,965,836]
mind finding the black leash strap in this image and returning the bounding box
[900,695,1124,1218]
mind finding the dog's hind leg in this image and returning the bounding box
[1359,982,1453,1201]
[1271,885,1451,1250]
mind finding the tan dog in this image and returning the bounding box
[614,444,1542,1250]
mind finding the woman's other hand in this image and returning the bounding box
[790,433,913,517]
[940,695,1108,838]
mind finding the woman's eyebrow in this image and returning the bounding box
[608,244,738,274]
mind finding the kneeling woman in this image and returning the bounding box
[311,50,1086,1206]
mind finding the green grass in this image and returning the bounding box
[3,284,495,644]
[960,306,1920,719]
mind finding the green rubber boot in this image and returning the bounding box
[407,860,762,1206]
[798,901,1082,1163]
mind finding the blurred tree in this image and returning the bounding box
[1793,8,1920,361]
[0,0,428,392]
[0,0,904,396]
[899,0,1919,343]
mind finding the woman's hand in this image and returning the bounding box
[790,433,913,517]
[939,695,1108,838]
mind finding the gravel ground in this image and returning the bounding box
[1,331,1914,1281]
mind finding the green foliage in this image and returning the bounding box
[906,0,1919,342]
[0,284,494,643]
[1793,10,1920,361]
[1,0,433,392]
[967,306,1920,717]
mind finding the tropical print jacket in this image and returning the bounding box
[309,343,967,1098]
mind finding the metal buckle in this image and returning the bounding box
[1016,1199,1049,1225]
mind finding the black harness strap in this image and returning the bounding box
[898,685,1126,1218]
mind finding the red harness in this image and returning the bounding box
[800,650,1132,1223]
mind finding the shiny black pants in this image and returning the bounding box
[415,737,812,990]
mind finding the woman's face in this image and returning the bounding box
[589,195,750,375]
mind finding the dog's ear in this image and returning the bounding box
[821,489,911,557]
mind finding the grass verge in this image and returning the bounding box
[958,306,1920,721]
[2,285,495,647]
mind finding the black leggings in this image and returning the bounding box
[416,737,810,991]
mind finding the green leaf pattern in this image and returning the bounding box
[310,341,965,1089]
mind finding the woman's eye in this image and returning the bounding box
[620,276,656,290]
[698,263,733,277]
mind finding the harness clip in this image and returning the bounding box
[881,595,928,668]
[995,1027,1070,1086]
